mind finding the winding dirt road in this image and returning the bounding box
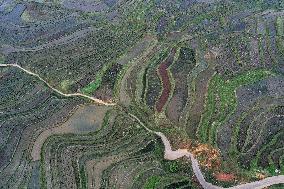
[0,63,116,106]
[1,63,283,188]
[128,113,284,189]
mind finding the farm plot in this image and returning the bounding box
[92,35,157,102]
[31,104,111,161]
[7,20,145,96]
[155,48,176,113]
[219,76,284,171]
[0,3,86,48]
[166,47,196,122]
[144,48,170,110]
[185,65,215,138]
[198,69,273,144]
[40,108,199,189]
[0,66,84,188]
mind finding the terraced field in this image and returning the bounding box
[0,66,85,188]
[1,0,284,189]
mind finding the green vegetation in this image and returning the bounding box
[167,161,180,173]
[198,69,273,144]
[144,176,161,189]
[80,67,105,95]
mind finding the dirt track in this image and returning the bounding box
[0,63,116,106]
[1,63,283,189]
[129,113,284,189]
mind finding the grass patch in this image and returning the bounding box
[80,65,108,95]
[144,176,161,189]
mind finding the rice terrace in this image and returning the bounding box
[1,0,284,189]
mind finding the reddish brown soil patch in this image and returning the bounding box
[156,48,176,112]
[156,63,171,112]
[191,143,221,169]
[177,139,193,149]
[256,172,267,180]
[214,173,236,182]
